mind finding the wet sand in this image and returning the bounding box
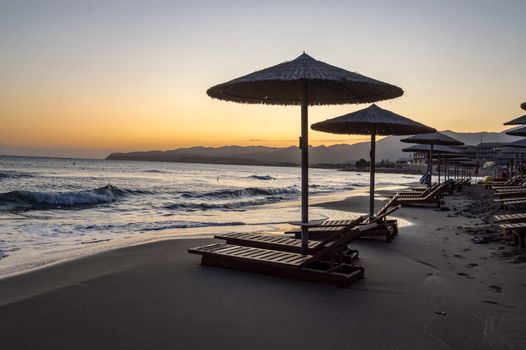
[1,186,525,349]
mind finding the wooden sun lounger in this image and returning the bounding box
[495,195,526,203]
[494,213,526,223]
[189,224,378,287]
[285,206,401,242]
[285,205,400,242]
[215,225,360,263]
[391,182,449,207]
[496,198,526,209]
[494,192,526,201]
[499,223,526,248]
[394,183,439,197]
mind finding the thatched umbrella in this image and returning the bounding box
[504,113,526,125]
[207,53,404,253]
[521,102,526,111]
[402,144,461,182]
[400,132,464,186]
[502,139,526,175]
[506,126,526,137]
[312,104,435,217]
[401,144,462,154]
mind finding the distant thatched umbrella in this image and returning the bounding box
[506,126,526,137]
[522,102,526,111]
[503,139,526,175]
[207,53,404,253]
[401,144,462,154]
[312,104,435,217]
[402,143,462,182]
[400,132,464,146]
[505,138,526,148]
[400,132,464,185]
[504,114,526,125]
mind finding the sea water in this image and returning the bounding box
[0,156,418,276]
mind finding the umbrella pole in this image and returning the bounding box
[369,131,376,218]
[429,144,434,186]
[300,85,309,255]
[437,154,441,183]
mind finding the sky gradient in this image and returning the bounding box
[1,0,525,158]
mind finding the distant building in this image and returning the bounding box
[475,142,507,162]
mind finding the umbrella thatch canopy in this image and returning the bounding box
[312,104,435,217]
[310,104,434,135]
[401,144,461,154]
[207,53,403,105]
[521,102,526,111]
[400,132,464,146]
[506,126,526,137]
[504,114,526,125]
[505,138,526,148]
[207,53,404,253]
[400,132,463,185]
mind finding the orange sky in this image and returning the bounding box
[1,1,525,158]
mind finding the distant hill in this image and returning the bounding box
[106,130,521,166]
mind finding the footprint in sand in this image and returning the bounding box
[482,300,500,305]
[466,263,478,268]
[457,272,475,279]
[462,248,471,252]
[489,285,502,293]
[453,254,466,259]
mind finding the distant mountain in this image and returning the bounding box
[106,130,521,166]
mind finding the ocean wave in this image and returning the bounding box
[80,220,246,232]
[0,185,139,211]
[144,169,169,174]
[181,186,298,199]
[166,196,289,211]
[0,171,33,180]
[248,175,275,180]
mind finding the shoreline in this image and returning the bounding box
[1,185,525,348]
[0,184,409,280]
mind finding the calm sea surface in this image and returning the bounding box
[0,156,418,276]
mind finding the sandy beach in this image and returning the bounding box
[1,185,525,349]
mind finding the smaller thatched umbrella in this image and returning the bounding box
[521,102,526,111]
[505,138,526,148]
[312,104,435,217]
[506,126,526,137]
[401,144,462,154]
[402,144,461,182]
[504,113,526,125]
[400,132,464,185]
[502,139,526,176]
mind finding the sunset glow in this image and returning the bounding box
[1,0,525,158]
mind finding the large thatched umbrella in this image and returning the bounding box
[207,53,404,253]
[312,104,435,217]
[400,132,464,186]
[521,102,526,111]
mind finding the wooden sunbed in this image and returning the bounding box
[215,223,360,262]
[284,205,401,242]
[494,213,526,223]
[189,224,378,287]
[394,183,439,197]
[496,198,526,209]
[391,182,450,208]
[499,222,526,248]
